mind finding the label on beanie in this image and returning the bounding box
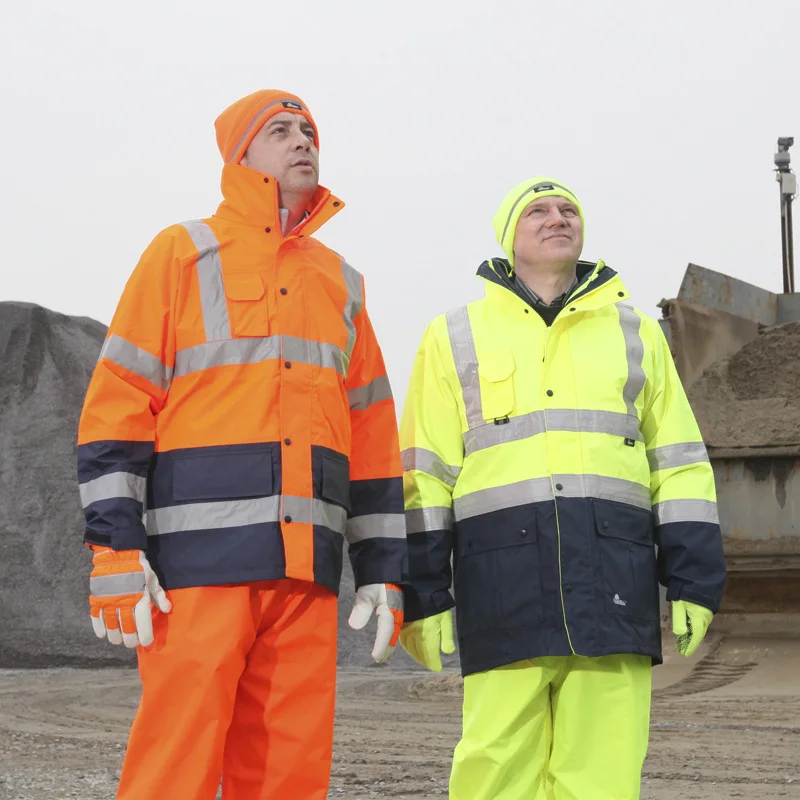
[282,100,304,110]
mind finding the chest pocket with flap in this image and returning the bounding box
[478,352,516,422]
[224,273,269,338]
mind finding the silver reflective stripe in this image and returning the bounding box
[282,336,347,376]
[146,496,281,535]
[454,478,553,521]
[405,506,453,534]
[348,375,393,411]
[401,447,461,488]
[227,99,302,163]
[99,335,172,392]
[282,496,348,533]
[90,572,146,598]
[500,181,579,247]
[552,474,651,511]
[617,303,646,416]
[463,409,642,455]
[647,442,709,473]
[341,260,363,363]
[346,513,406,543]
[172,336,346,379]
[446,306,483,428]
[181,221,231,342]
[386,586,403,611]
[174,337,281,377]
[79,472,146,509]
[654,499,719,526]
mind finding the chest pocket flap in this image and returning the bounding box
[224,273,269,337]
[479,351,516,421]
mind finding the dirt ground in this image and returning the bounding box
[0,635,798,799]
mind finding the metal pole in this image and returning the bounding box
[775,137,796,294]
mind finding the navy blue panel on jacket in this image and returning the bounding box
[657,521,726,611]
[347,475,407,587]
[403,529,455,622]
[78,439,154,549]
[453,497,663,677]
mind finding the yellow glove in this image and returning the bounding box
[399,609,456,672]
[672,599,713,657]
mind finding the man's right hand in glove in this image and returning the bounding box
[399,609,456,672]
[89,547,172,648]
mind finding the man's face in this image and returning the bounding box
[513,196,583,266]
[241,111,319,195]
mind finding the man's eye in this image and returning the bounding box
[271,127,285,135]
[303,130,315,140]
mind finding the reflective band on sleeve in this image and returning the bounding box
[654,498,719,526]
[181,221,232,342]
[348,375,393,411]
[99,335,173,392]
[346,513,406,543]
[405,506,454,534]
[386,586,404,611]
[401,447,461,488]
[80,471,146,509]
[647,442,709,472]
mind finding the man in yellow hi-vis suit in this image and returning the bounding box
[398,177,726,799]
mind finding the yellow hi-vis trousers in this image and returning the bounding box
[449,654,652,800]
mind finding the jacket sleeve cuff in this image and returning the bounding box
[85,525,148,552]
[666,581,720,613]
[403,588,455,623]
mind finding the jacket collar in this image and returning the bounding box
[214,163,344,238]
[477,257,630,311]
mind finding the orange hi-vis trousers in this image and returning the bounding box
[117,579,338,800]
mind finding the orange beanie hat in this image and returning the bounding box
[214,90,319,164]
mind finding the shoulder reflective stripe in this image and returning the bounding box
[79,472,146,509]
[172,336,346,378]
[647,442,709,472]
[181,221,231,342]
[89,572,146,598]
[174,337,281,377]
[463,409,642,455]
[227,99,298,163]
[346,513,406,543]
[446,306,483,428]
[341,260,363,363]
[401,447,461,488]
[454,478,553,521]
[616,303,646,416]
[99,335,173,392]
[146,496,281,535]
[386,586,404,611]
[552,474,651,510]
[282,336,347,376]
[405,506,453,534]
[654,499,719,526]
[500,181,578,247]
[282,495,348,533]
[348,374,393,411]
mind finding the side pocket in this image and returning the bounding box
[173,448,274,502]
[593,499,659,621]
[224,272,269,338]
[321,452,351,511]
[478,351,516,422]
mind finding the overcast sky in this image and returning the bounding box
[2,0,798,406]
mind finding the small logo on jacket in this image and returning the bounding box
[613,593,627,607]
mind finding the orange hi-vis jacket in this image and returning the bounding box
[77,163,407,593]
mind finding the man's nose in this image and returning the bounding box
[545,209,568,226]
[290,127,311,150]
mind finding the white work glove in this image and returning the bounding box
[348,583,404,663]
[89,547,172,648]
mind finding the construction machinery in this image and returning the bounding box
[657,137,799,625]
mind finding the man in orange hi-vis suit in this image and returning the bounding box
[77,89,407,799]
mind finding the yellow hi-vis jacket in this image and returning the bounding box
[400,258,726,676]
